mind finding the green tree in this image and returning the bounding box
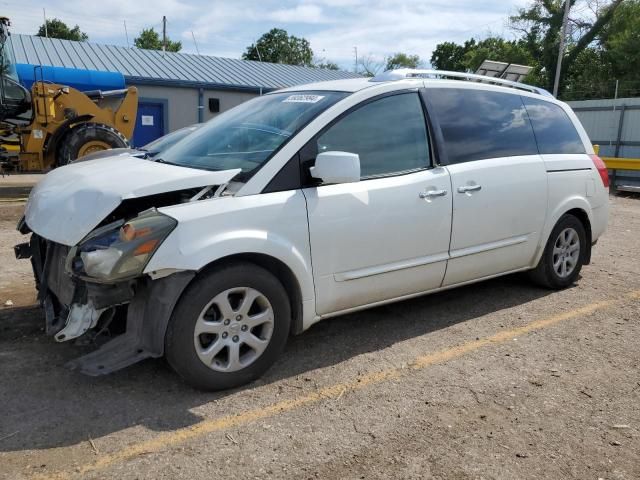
[602,0,640,87]
[430,40,476,71]
[385,52,422,70]
[36,18,88,41]
[242,28,313,66]
[462,37,534,72]
[134,28,182,52]
[510,0,623,93]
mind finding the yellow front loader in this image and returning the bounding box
[0,17,138,172]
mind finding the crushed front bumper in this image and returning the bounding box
[15,230,194,375]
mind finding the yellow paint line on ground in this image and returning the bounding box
[33,291,640,480]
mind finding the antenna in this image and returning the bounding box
[123,20,130,47]
[191,31,200,55]
[162,16,167,52]
[43,9,48,38]
[254,41,262,62]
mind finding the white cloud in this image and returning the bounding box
[267,4,328,24]
[3,0,531,67]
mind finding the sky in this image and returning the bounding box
[2,0,531,70]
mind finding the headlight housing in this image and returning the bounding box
[67,209,177,282]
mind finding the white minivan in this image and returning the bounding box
[15,69,609,390]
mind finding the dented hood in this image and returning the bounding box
[25,155,240,246]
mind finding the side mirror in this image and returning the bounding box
[309,151,360,184]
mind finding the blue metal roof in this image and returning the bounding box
[10,34,360,92]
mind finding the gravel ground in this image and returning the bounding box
[0,195,639,480]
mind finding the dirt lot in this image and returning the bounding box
[0,195,639,480]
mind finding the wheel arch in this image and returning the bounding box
[195,253,305,336]
[564,207,592,264]
[536,198,593,267]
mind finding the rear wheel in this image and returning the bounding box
[56,123,129,166]
[165,263,291,391]
[529,214,586,289]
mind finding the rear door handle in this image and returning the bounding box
[419,189,447,199]
[457,184,482,193]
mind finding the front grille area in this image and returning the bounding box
[46,242,74,306]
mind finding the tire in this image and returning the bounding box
[528,214,587,289]
[56,123,129,166]
[165,263,291,391]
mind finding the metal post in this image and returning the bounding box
[191,31,200,55]
[43,9,48,38]
[162,16,167,52]
[614,105,626,158]
[124,20,130,47]
[553,0,571,97]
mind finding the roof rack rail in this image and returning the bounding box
[370,68,552,97]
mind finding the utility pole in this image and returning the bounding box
[162,16,167,52]
[43,9,48,38]
[553,0,571,97]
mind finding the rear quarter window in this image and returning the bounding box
[427,88,538,164]
[521,97,586,154]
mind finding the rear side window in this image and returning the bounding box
[316,92,430,178]
[427,88,538,164]
[522,97,586,154]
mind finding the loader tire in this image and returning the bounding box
[56,123,129,166]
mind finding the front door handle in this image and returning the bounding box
[457,184,482,193]
[419,189,448,199]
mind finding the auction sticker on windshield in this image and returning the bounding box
[282,94,325,103]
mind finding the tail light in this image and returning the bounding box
[589,154,609,188]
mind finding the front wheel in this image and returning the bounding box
[528,214,587,289]
[165,263,291,391]
[56,123,129,166]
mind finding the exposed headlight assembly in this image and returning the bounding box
[68,209,177,282]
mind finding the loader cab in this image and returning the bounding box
[0,17,31,122]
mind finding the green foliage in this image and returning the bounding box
[243,28,313,66]
[603,0,640,83]
[462,38,533,72]
[430,0,634,99]
[509,0,623,93]
[36,18,88,41]
[430,40,476,71]
[385,52,422,70]
[134,28,182,52]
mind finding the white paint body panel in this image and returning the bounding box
[443,155,547,285]
[145,191,317,326]
[303,167,451,315]
[25,155,240,246]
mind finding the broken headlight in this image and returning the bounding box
[68,210,177,282]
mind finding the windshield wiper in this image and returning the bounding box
[154,158,181,166]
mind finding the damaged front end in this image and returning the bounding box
[15,214,194,375]
[13,155,242,375]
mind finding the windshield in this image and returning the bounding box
[157,91,348,179]
[143,124,203,156]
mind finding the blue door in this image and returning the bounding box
[133,102,165,147]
